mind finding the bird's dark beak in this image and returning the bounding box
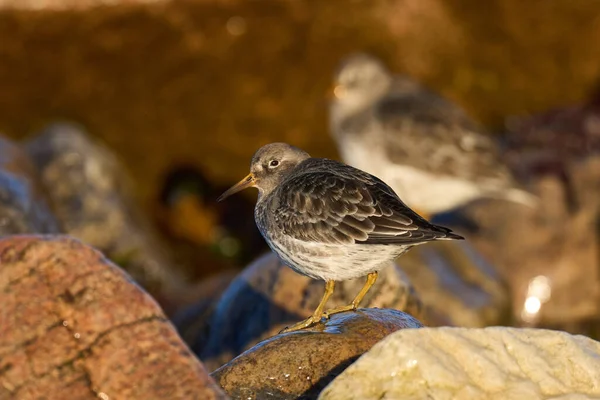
[217,173,256,202]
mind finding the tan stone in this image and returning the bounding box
[319,327,600,400]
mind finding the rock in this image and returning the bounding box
[0,134,59,235]
[212,309,422,400]
[398,240,510,328]
[319,327,600,400]
[0,235,227,400]
[199,252,423,370]
[173,270,239,349]
[25,123,190,314]
[463,157,600,333]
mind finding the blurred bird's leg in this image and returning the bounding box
[279,280,335,333]
[323,271,378,318]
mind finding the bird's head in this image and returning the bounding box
[330,53,392,114]
[217,142,310,202]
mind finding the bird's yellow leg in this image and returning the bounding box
[279,280,335,333]
[323,272,378,318]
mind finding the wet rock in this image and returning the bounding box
[212,309,422,400]
[199,252,423,370]
[0,134,59,235]
[0,235,227,400]
[319,327,600,400]
[398,240,511,328]
[25,123,190,314]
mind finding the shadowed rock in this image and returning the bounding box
[195,252,423,370]
[25,123,191,314]
[211,309,422,400]
[0,235,227,400]
[0,134,59,235]
[398,240,510,328]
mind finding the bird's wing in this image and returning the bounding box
[375,88,513,184]
[272,160,462,245]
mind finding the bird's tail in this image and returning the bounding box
[498,187,538,208]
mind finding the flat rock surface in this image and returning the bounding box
[319,327,600,400]
[0,235,227,400]
[212,309,422,400]
[198,252,422,370]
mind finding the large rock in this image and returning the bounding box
[25,123,190,314]
[0,134,59,235]
[464,155,600,332]
[319,327,600,400]
[0,235,227,400]
[197,252,423,370]
[212,309,422,400]
[398,240,510,328]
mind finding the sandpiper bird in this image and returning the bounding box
[218,142,463,332]
[329,53,535,216]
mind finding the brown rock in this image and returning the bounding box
[211,309,422,400]
[0,134,59,235]
[464,156,600,332]
[199,252,422,370]
[25,123,190,315]
[0,235,227,400]
[399,240,510,328]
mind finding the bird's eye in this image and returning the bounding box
[269,160,280,168]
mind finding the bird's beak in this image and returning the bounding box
[328,84,345,100]
[217,173,256,202]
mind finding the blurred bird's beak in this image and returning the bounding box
[217,173,255,202]
[326,84,345,101]
[331,84,346,99]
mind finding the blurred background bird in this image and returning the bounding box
[329,53,536,218]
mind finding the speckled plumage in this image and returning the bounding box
[329,53,535,214]
[238,144,463,282]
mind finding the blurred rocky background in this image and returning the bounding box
[1,0,600,399]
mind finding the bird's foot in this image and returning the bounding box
[322,304,357,319]
[279,314,324,334]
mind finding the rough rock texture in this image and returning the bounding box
[319,327,600,400]
[212,309,422,400]
[197,252,422,370]
[0,235,227,400]
[398,240,510,328]
[25,123,190,314]
[0,134,59,235]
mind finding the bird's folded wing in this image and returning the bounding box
[376,92,512,184]
[273,167,457,245]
